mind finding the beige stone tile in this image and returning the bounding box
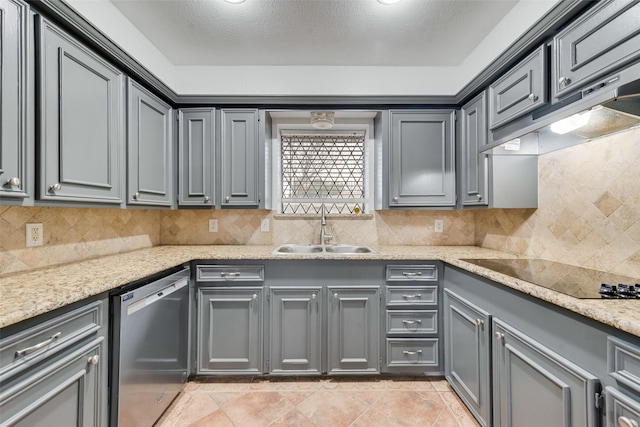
[383,377,436,391]
[296,390,373,427]
[351,390,445,427]
[165,392,219,427]
[208,391,247,408]
[188,409,236,427]
[268,408,317,427]
[222,391,294,427]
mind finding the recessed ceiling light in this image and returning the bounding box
[224,0,246,3]
[378,0,401,4]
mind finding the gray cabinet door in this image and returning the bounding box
[389,111,455,207]
[0,0,29,200]
[444,289,491,427]
[37,17,124,204]
[0,338,105,426]
[220,109,259,207]
[197,287,263,374]
[178,108,215,206]
[460,92,489,207]
[492,318,600,427]
[553,0,640,99]
[127,79,172,206]
[489,45,547,129]
[327,286,380,374]
[269,287,322,375]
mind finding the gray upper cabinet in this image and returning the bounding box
[460,92,489,207]
[553,0,640,99]
[127,79,173,206]
[0,0,30,200]
[178,108,215,206]
[489,45,547,129]
[268,287,322,375]
[220,109,259,207]
[389,110,455,207]
[37,16,125,204]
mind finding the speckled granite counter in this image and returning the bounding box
[1,245,638,338]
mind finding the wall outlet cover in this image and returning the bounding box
[26,223,43,247]
[209,219,218,233]
[261,218,270,232]
[434,219,444,233]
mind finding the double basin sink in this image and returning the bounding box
[273,244,378,255]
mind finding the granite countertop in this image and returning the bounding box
[1,245,638,338]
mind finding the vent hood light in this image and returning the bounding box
[311,111,335,129]
[378,0,401,4]
[550,110,593,134]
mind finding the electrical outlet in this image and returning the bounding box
[209,219,218,233]
[434,219,444,233]
[26,223,43,247]
[261,218,270,232]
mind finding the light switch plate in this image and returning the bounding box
[26,223,43,247]
[261,218,270,232]
[434,219,444,233]
[209,219,218,233]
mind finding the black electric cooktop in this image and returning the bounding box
[462,258,640,299]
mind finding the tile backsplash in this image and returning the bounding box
[2,127,637,276]
[476,127,640,277]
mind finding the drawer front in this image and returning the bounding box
[386,310,438,335]
[386,265,438,282]
[608,336,640,393]
[605,386,640,427]
[196,265,264,282]
[0,301,103,380]
[386,286,437,306]
[489,45,547,129]
[553,0,640,99]
[386,338,439,367]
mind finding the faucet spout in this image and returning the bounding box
[320,205,333,245]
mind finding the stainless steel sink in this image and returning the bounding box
[273,244,377,255]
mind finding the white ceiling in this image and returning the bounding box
[109,0,520,67]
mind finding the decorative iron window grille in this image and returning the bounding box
[280,132,366,214]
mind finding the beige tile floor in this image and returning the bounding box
[157,376,480,427]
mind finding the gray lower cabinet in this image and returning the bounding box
[327,286,380,374]
[460,92,489,207]
[0,298,108,426]
[553,0,640,99]
[488,45,547,129]
[443,289,491,427]
[388,110,456,207]
[0,0,30,201]
[178,108,215,206]
[37,16,125,204]
[606,337,640,427]
[197,287,263,374]
[268,287,322,375]
[492,318,600,427]
[127,79,173,206]
[220,109,260,207]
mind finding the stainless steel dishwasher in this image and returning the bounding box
[110,266,190,427]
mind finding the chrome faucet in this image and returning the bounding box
[320,205,333,245]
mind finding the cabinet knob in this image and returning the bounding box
[528,93,539,102]
[132,192,140,200]
[476,319,484,327]
[619,417,639,427]
[495,332,504,340]
[558,76,571,87]
[225,196,230,203]
[311,293,317,300]
[5,177,21,187]
[334,292,339,298]
[476,194,483,201]
[252,293,258,300]
[49,183,62,193]
[87,355,100,365]
[392,197,399,203]
[204,195,210,203]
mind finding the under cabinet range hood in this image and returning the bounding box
[483,62,640,155]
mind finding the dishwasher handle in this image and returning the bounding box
[126,277,189,316]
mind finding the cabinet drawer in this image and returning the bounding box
[608,336,640,393]
[605,386,640,427]
[386,265,438,282]
[489,45,547,129]
[196,265,264,282]
[386,286,437,306]
[0,301,103,380]
[386,310,437,335]
[386,338,439,367]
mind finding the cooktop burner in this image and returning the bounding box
[461,259,639,299]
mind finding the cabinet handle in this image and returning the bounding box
[225,196,230,203]
[15,332,62,357]
[87,355,100,365]
[132,192,140,200]
[204,195,210,203]
[403,350,422,356]
[402,271,422,277]
[558,76,571,87]
[392,197,399,203]
[528,93,538,102]
[220,272,240,280]
[476,194,483,201]
[495,332,504,341]
[402,319,422,324]
[476,319,484,327]
[402,294,422,299]
[5,177,21,187]
[619,417,639,427]
[49,183,62,193]
[252,293,258,300]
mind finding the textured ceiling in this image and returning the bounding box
[110,0,520,67]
